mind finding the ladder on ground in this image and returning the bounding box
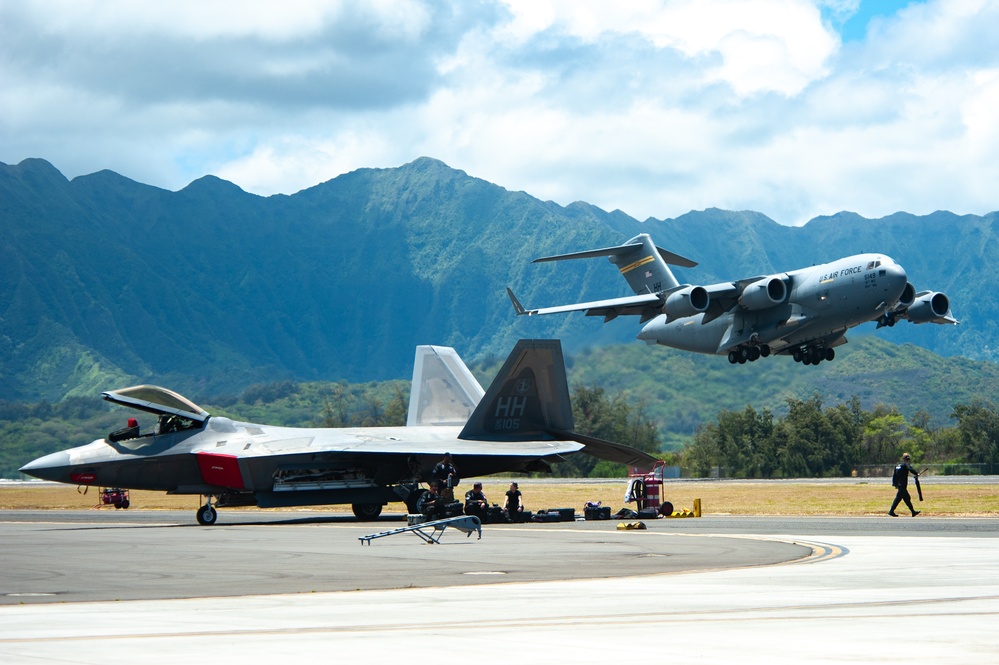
[358,515,482,545]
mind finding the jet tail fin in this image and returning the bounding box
[534,233,694,295]
[458,339,573,440]
[407,345,485,427]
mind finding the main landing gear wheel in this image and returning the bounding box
[196,504,218,526]
[405,489,428,515]
[352,503,383,521]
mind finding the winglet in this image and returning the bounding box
[506,287,532,316]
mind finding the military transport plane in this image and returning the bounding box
[20,339,656,525]
[508,234,956,365]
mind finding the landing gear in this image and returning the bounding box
[351,503,383,521]
[196,496,218,526]
[791,346,835,365]
[727,344,771,364]
[405,489,428,515]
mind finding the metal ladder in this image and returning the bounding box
[358,515,482,545]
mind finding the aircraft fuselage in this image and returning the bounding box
[637,253,909,355]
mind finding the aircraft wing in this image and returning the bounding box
[507,288,662,323]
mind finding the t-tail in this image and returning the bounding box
[458,339,573,441]
[533,233,695,296]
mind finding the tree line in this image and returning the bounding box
[677,395,999,478]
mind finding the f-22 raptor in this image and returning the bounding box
[508,234,957,365]
[20,340,657,525]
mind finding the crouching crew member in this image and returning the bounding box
[464,481,488,520]
[503,482,523,521]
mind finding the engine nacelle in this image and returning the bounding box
[906,292,952,323]
[897,282,916,308]
[663,285,709,319]
[739,276,787,310]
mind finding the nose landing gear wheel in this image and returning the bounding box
[196,504,218,526]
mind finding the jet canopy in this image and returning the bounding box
[102,385,210,423]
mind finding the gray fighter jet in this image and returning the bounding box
[20,339,657,524]
[508,234,957,365]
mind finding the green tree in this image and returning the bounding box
[950,400,999,465]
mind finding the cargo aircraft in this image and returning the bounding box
[508,234,956,365]
[20,340,657,525]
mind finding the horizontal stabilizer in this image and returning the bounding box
[552,430,660,468]
[533,242,697,268]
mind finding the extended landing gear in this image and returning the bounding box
[791,346,835,366]
[196,496,218,526]
[727,344,771,364]
[351,503,383,521]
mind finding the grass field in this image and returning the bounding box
[3,480,997,517]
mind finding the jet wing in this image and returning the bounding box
[507,288,662,323]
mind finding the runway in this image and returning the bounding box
[1,510,997,663]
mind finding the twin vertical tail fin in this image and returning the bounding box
[458,339,574,441]
[407,345,485,426]
[533,233,695,296]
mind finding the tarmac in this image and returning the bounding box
[1,510,997,663]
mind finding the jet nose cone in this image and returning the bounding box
[19,451,71,481]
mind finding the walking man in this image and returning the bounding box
[889,452,921,517]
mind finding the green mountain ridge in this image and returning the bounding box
[1,156,995,401]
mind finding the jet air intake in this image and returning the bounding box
[906,292,952,323]
[663,285,709,319]
[739,276,787,310]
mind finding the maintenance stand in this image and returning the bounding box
[359,515,482,545]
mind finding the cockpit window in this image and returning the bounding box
[102,385,210,422]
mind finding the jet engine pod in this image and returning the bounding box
[739,276,787,310]
[663,285,709,319]
[906,291,952,323]
[898,282,916,308]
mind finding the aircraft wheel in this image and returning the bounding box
[728,351,739,364]
[748,347,761,361]
[405,489,428,515]
[352,503,383,521]
[196,505,218,526]
[760,345,771,358]
[825,348,835,362]
[792,349,803,363]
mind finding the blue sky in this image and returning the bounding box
[1,0,995,226]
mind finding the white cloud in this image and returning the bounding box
[1,0,997,226]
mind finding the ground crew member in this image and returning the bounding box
[889,452,921,517]
[464,481,488,520]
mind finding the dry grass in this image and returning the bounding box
[3,480,997,516]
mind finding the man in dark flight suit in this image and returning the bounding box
[889,453,921,517]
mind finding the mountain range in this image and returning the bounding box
[1,156,995,402]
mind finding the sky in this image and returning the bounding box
[2,0,997,226]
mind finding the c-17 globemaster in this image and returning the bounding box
[508,234,957,365]
[20,339,657,525]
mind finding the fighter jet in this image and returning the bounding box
[20,340,657,525]
[508,234,957,365]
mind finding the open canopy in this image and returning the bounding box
[102,385,210,423]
